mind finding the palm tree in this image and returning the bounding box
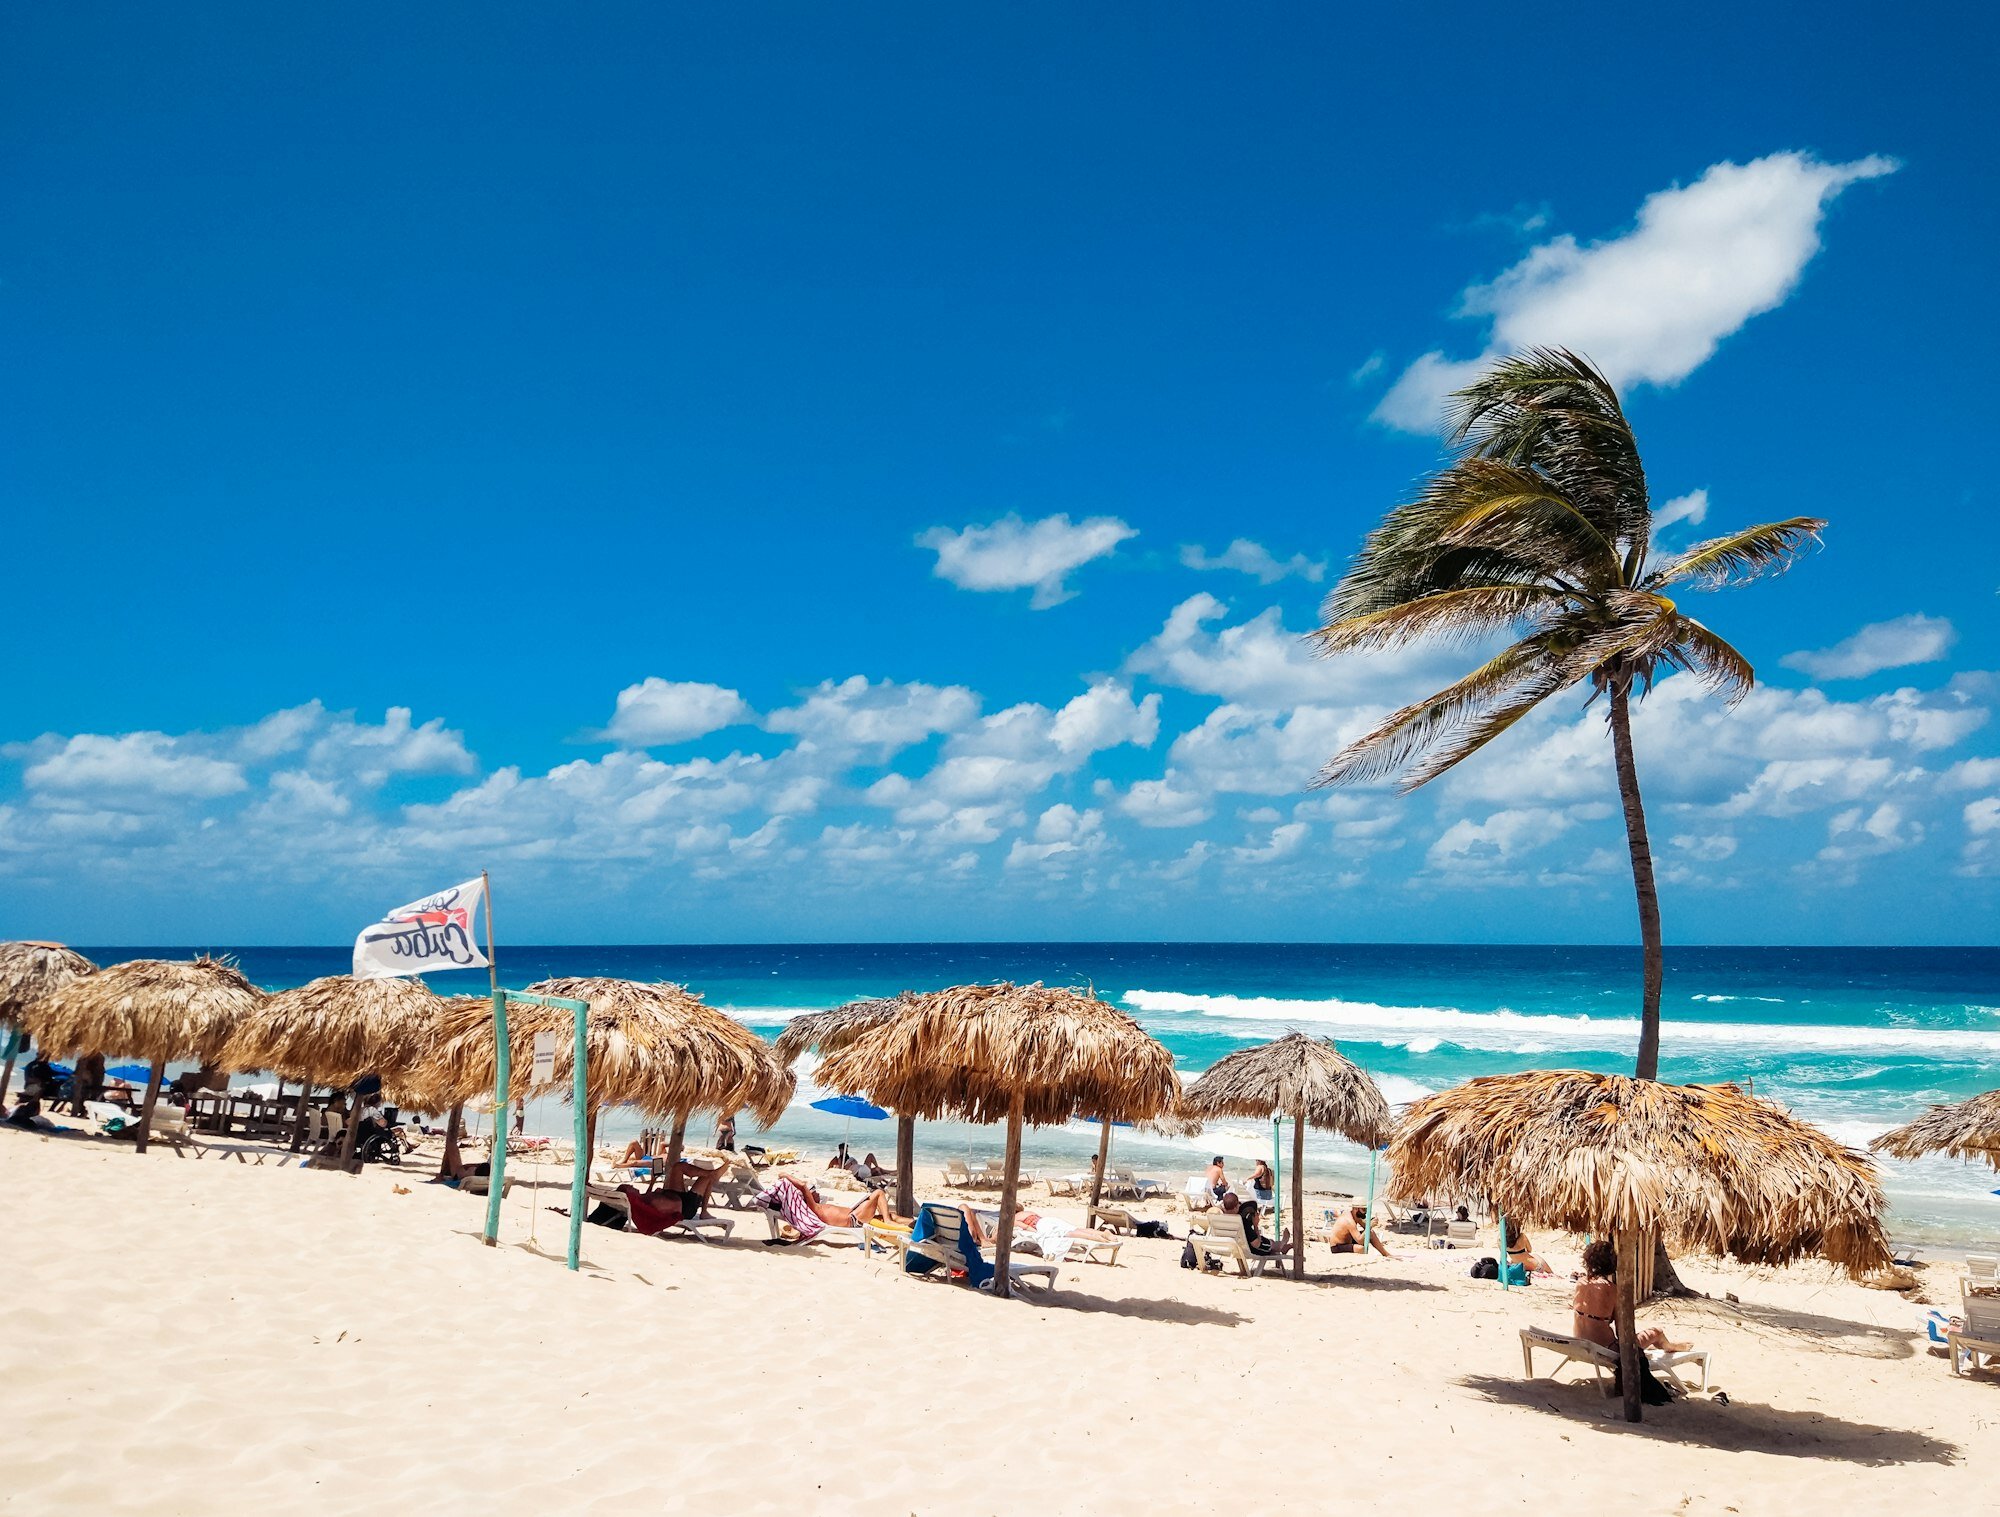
[1313,350,1823,1079]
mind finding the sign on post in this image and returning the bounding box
[531,1030,556,1087]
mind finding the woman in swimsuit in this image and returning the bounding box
[771,1175,903,1229]
[1573,1239,1689,1352]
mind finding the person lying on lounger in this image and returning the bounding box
[643,1156,729,1218]
[1326,1204,1397,1258]
[1012,1208,1116,1254]
[765,1174,904,1231]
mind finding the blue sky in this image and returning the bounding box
[3,5,1995,944]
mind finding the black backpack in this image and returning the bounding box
[1470,1255,1500,1279]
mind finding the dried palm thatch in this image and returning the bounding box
[778,995,920,1210]
[28,956,264,1153]
[815,981,1179,1297]
[1872,1089,2000,1170]
[0,941,97,1103]
[1184,1032,1393,1280]
[219,974,447,1090]
[1391,1069,1888,1424]
[409,978,794,1128]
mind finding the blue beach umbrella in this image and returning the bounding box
[810,1093,888,1149]
[105,1063,153,1084]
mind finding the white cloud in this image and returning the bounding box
[1179,539,1327,585]
[1816,802,1922,868]
[1168,704,1371,797]
[1781,615,1958,681]
[1961,796,2000,876]
[917,512,1135,608]
[1670,832,1738,863]
[20,732,247,799]
[1110,771,1214,828]
[1653,489,1709,531]
[764,676,977,757]
[1375,151,1898,431]
[1234,821,1310,863]
[1426,807,1574,876]
[1005,804,1107,872]
[306,706,475,786]
[603,679,755,747]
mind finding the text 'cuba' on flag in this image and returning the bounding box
[353,877,489,980]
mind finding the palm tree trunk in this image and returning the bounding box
[1088,1119,1112,1210]
[442,1102,464,1178]
[134,1058,166,1154]
[894,1114,916,1219]
[1615,1228,1643,1423]
[1608,681,1664,1081]
[991,1092,1025,1300]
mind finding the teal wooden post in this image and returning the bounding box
[482,872,508,1248]
[568,996,588,1270]
[1497,1211,1510,1289]
[1362,1148,1379,1264]
[1270,1117,1283,1241]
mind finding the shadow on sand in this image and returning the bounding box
[1456,1373,1961,1466]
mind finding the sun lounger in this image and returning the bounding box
[943,1159,978,1189]
[1519,1328,1711,1392]
[1184,1176,1215,1212]
[1949,1294,2000,1376]
[754,1207,863,1247]
[1188,1212,1286,1278]
[903,1203,1057,1291]
[1087,1204,1137,1234]
[88,1100,205,1156]
[457,1170,516,1199]
[1044,1174,1086,1197]
[1019,1229,1122,1266]
[1109,1164,1163,1199]
[1964,1254,1998,1294]
[587,1183,734,1243]
[1445,1219,1479,1247]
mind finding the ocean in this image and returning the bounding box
[85,942,2000,1248]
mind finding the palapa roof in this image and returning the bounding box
[773,995,914,1065]
[408,977,794,1124]
[218,974,448,1090]
[812,981,1179,1128]
[1182,1032,1391,1147]
[1872,1089,2000,1171]
[27,956,263,1066]
[1388,1070,1889,1273]
[0,941,97,1026]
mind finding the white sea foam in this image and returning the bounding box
[1394,1036,1443,1055]
[1120,988,2000,1057]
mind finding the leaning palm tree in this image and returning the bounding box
[1314,349,1824,1081]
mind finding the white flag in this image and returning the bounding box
[353,877,489,981]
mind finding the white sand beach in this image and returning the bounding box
[4,1129,1990,1516]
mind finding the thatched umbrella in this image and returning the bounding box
[0,941,97,1105]
[1390,1070,1889,1422]
[28,957,263,1153]
[777,996,919,1214]
[1183,1032,1392,1280]
[219,974,451,1169]
[1872,1090,2000,1171]
[815,982,1180,1298]
[410,978,794,1160]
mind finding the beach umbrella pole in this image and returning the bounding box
[1362,1148,1379,1269]
[1089,1118,1112,1210]
[134,1056,166,1155]
[290,1086,316,1152]
[482,871,509,1248]
[568,996,587,1271]
[1290,1118,1306,1281]
[991,1091,1025,1300]
[1497,1212,1509,1289]
[336,1089,364,1172]
[894,1113,916,1219]
[0,1025,17,1106]
[441,1102,463,1177]
[1615,1228,1643,1422]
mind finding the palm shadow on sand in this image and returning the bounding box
[1456,1374,1961,1466]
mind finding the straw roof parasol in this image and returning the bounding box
[410,978,794,1127]
[27,956,264,1153]
[815,981,1179,1297]
[1388,1070,1889,1274]
[1183,1032,1392,1279]
[0,941,99,1104]
[219,974,448,1091]
[774,995,913,1065]
[1872,1089,2000,1171]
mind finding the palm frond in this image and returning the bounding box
[1646,518,1826,589]
[1671,619,1756,703]
[1311,584,1568,655]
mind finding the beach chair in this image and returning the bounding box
[1044,1174,1085,1197]
[1445,1219,1479,1248]
[588,1183,734,1243]
[753,1207,863,1248]
[943,1159,977,1189]
[1019,1228,1122,1266]
[1964,1254,1998,1295]
[1184,1176,1215,1212]
[978,1160,1014,1188]
[709,1155,765,1209]
[87,1101,205,1157]
[1949,1294,2000,1377]
[1519,1328,1711,1392]
[457,1170,517,1199]
[902,1203,1057,1291]
[1109,1164,1163,1199]
[1189,1212,1285,1278]
[1088,1204,1138,1234]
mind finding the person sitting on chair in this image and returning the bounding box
[1206,1155,1231,1202]
[1506,1228,1551,1275]
[1573,1240,1688,1404]
[1238,1198,1291,1257]
[1326,1204,1397,1258]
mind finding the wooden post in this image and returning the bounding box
[1280,1118,1301,1280]
[290,1085,316,1152]
[336,1086,364,1173]
[894,1113,916,1219]
[1361,1147,1379,1272]
[990,1091,1025,1299]
[1615,1228,1643,1423]
[1088,1118,1113,1210]
[567,995,588,1272]
[134,1057,166,1154]
[441,1102,463,1177]
[664,1112,687,1171]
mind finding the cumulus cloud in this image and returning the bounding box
[603,679,755,747]
[917,513,1135,608]
[1374,151,1898,432]
[1815,802,1923,869]
[1652,489,1709,532]
[19,732,248,800]
[1109,771,1214,828]
[1179,539,1327,585]
[1426,807,1574,879]
[1781,614,1958,681]
[764,676,977,757]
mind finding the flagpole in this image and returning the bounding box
[481,869,509,1248]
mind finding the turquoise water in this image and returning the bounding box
[90,942,2000,1247]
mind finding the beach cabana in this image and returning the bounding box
[0,941,97,1105]
[777,995,919,1213]
[1872,1090,2000,1171]
[411,978,794,1158]
[219,974,453,1168]
[27,957,264,1153]
[815,982,1180,1298]
[1389,1070,1889,1422]
[1183,1032,1391,1281]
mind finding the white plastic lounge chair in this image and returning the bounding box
[1110,1164,1163,1199]
[753,1206,863,1248]
[1949,1294,2000,1376]
[1018,1228,1122,1266]
[943,1159,977,1189]
[586,1183,734,1242]
[978,1160,1014,1188]
[902,1206,1057,1290]
[1087,1204,1137,1234]
[1964,1254,1998,1293]
[88,1100,204,1156]
[1184,1176,1215,1212]
[1189,1212,1285,1278]
[1044,1174,1084,1197]
[457,1170,516,1199]
[1445,1219,1479,1247]
[1519,1328,1711,1392]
